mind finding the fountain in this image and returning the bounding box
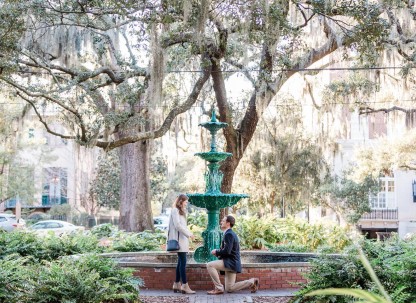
[104,111,319,290]
[187,110,248,263]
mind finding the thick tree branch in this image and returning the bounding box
[359,106,415,115]
[94,58,212,149]
[211,58,238,154]
[1,76,89,142]
[238,18,343,158]
[17,92,78,140]
[18,55,147,84]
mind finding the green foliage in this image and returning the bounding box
[48,203,72,218]
[273,217,352,253]
[317,173,378,224]
[323,74,379,106]
[234,99,328,216]
[28,255,141,303]
[234,215,281,250]
[0,254,141,303]
[150,154,170,211]
[0,227,169,262]
[296,237,416,303]
[234,216,351,252]
[91,223,119,238]
[0,230,103,261]
[0,256,32,303]
[0,230,44,260]
[305,248,393,303]
[0,1,25,74]
[41,232,104,260]
[187,210,208,228]
[112,230,166,252]
[90,150,121,210]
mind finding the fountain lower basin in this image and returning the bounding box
[102,251,314,290]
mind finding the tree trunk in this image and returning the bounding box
[119,140,153,232]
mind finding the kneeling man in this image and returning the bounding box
[206,215,259,295]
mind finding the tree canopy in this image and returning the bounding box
[1,0,416,228]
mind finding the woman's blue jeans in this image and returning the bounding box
[175,252,187,284]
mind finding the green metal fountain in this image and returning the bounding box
[187,110,248,263]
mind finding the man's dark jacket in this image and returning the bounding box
[215,228,242,273]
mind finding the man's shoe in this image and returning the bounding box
[250,278,259,293]
[207,289,224,295]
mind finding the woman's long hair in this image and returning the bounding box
[173,194,188,216]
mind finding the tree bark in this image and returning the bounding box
[119,139,153,231]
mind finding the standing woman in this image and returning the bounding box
[168,194,195,294]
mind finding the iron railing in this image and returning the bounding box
[361,208,398,220]
[4,198,68,209]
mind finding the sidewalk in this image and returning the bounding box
[140,289,296,303]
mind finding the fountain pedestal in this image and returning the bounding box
[187,111,248,263]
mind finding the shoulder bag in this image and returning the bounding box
[166,213,180,252]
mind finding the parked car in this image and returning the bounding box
[29,220,84,236]
[0,213,26,232]
[154,215,169,231]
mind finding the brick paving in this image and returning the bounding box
[140,289,296,303]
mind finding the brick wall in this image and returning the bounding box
[132,265,309,290]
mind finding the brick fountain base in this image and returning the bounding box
[103,251,312,290]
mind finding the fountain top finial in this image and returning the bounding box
[211,109,217,122]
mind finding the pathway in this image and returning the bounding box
[140,289,296,303]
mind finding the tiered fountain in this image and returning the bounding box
[107,111,314,290]
[187,110,248,263]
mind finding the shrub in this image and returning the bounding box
[0,256,33,303]
[90,223,119,238]
[296,236,416,303]
[187,211,207,228]
[234,216,352,252]
[112,230,166,252]
[42,232,104,259]
[0,230,45,260]
[27,255,141,303]
[234,215,280,249]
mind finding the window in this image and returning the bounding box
[46,222,62,229]
[28,128,34,139]
[42,167,68,206]
[370,177,395,209]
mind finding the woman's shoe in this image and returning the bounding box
[181,283,196,294]
[173,282,181,293]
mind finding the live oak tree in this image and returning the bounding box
[0,0,212,231]
[1,0,415,230]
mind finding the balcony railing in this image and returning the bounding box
[4,197,68,209]
[360,209,398,220]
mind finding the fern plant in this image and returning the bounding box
[305,248,392,303]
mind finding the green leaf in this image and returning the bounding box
[306,288,390,303]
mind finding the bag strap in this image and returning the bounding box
[167,212,180,241]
